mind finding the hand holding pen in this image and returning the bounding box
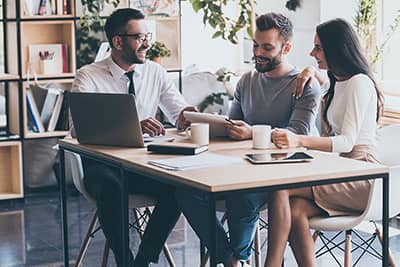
[225,118,252,140]
[225,118,241,126]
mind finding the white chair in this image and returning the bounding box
[309,124,400,267]
[65,151,176,267]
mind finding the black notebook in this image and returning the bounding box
[147,142,208,155]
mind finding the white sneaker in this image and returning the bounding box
[241,262,253,267]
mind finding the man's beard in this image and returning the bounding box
[254,53,283,73]
[123,46,147,64]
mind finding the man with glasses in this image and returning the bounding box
[72,8,196,267]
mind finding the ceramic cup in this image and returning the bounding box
[252,125,271,149]
[185,123,209,146]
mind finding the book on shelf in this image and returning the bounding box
[29,84,65,132]
[41,88,63,129]
[47,92,64,131]
[29,44,68,75]
[24,0,51,16]
[26,89,45,133]
[50,0,56,14]
[62,0,69,14]
[55,91,70,131]
[147,142,208,155]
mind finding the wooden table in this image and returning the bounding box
[58,132,390,267]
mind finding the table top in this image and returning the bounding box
[59,131,389,193]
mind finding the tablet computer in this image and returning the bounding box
[183,111,229,137]
[245,152,314,164]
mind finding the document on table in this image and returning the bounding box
[148,153,243,171]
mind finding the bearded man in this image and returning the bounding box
[175,12,321,267]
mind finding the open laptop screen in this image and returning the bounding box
[69,92,145,147]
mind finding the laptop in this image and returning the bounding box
[69,92,173,147]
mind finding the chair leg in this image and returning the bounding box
[254,224,261,267]
[373,222,397,267]
[312,230,320,243]
[75,210,99,267]
[101,240,110,267]
[163,244,176,267]
[344,230,352,267]
[133,208,146,239]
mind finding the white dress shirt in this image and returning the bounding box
[72,56,188,123]
[328,74,378,153]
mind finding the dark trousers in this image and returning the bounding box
[82,157,181,267]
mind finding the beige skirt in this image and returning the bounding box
[312,145,379,216]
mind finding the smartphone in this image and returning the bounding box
[245,152,314,164]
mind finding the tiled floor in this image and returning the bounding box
[0,190,399,267]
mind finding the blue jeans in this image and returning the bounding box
[176,188,269,263]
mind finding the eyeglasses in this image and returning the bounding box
[118,32,152,43]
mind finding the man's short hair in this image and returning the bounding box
[104,8,145,47]
[256,13,293,42]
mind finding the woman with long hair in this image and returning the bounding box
[265,18,384,267]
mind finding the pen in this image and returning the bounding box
[225,118,240,126]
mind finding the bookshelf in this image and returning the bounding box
[0,141,23,200]
[0,0,76,199]
[0,0,182,199]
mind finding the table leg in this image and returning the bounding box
[59,148,69,267]
[382,173,389,267]
[120,168,129,267]
[208,193,217,267]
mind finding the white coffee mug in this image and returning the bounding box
[252,125,271,149]
[185,123,209,146]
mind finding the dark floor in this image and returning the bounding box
[0,190,399,267]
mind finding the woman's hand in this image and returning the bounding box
[271,128,300,149]
[293,66,315,98]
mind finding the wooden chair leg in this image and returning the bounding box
[373,222,397,267]
[344,230,352,267]
[254,224,261,267]
[312,230,320,243]
[101,240,109,267]
[75,210,99,267]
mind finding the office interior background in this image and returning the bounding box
[0,0,400,266]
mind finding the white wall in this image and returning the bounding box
[380,0,400,93]
[180,1,242,73]
[180,0,358,74]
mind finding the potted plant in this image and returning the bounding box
[146,41,172,63]
[198,68,237,114]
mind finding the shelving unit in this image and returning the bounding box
[0,0,182,199]
[1,0,76,199]
[0,141,23,200]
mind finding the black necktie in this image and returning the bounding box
[125,70,135,96]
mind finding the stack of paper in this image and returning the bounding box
[148,153,243,171]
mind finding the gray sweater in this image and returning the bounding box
[229,68,321,135]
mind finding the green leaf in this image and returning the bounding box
[191,0,203,12]
[212,31,223,39]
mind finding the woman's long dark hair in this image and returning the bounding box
[316,18,383,133]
